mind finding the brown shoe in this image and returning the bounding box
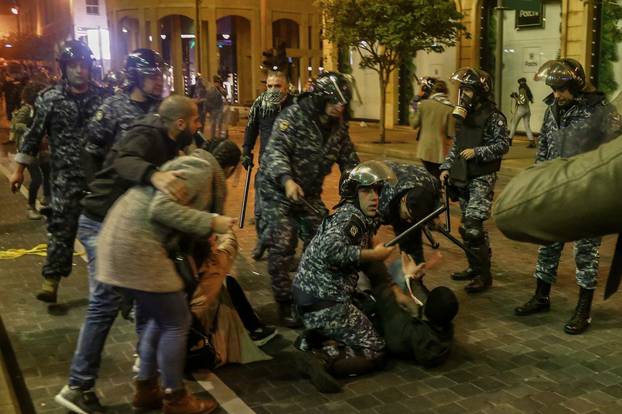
[163,388,218,414]
[36,276,61,303]
[132,376,163,413]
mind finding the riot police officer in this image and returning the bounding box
[439,67,510,294]
[83,48,164,184]
[241,70,296,260]
[260,72,360,327]
[10,40,104,303]
[514,58,622,334]
[292,161,396,393]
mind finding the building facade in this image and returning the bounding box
[11,0,111,75]
[106,0,323,104]
[340,0,601,132]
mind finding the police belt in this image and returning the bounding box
[296,299,338,315]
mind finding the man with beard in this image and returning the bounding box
[261,72,360,327]
[514,59,622,335]
[10,40,104,303]
[439,67,510,294]
[242,70,296,260]
[54,95,197,414]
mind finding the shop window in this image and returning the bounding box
[86,0,99,16]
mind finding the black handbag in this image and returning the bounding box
[169,246,199,297]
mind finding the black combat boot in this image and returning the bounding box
[277,301,302,329]
[514,278,551,316]
[464,243,492,294]
[564,287,594,335]
[251,241,267,261]
[451,267,476,281]
[293,351,341,393]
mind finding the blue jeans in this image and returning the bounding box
[69,215,144,389]
[123,289,191,390]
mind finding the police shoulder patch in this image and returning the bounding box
[345,214,365,244]
[279,120,290,131]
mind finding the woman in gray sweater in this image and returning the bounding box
[96,143,240,414]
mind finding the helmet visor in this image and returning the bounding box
[534,60,579,89]
[348,160,397,187]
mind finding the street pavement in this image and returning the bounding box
[1,124,622,414]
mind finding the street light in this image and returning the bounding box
[10,5,20,36]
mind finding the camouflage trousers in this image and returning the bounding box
[457,173,497,222]
[534,238,601,290]
[44,173,85,278]
[253,169,267,245]
[264,196,326,302]
[300,302,386,360]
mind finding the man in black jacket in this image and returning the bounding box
[54,95,200,414]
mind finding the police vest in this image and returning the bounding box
[454,104,502,178]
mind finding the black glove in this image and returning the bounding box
[241,152,254,170]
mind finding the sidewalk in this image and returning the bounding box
[346,122,535,177]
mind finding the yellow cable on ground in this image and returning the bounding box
[0,244,83,260]
[0,244,49,259]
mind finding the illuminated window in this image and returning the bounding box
[86,0,99,15]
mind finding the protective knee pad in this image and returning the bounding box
[462,218,485,245]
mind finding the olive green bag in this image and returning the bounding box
[493,136,622,245]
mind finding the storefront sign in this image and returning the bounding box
[523,47,541,73]
[504,0,540,11]
[515,5,544,29]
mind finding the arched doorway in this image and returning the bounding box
[119,17,140,57]
[216,16,252,104]
[272,19,300,49]
[159,15,196,95]
[272,19,301,88]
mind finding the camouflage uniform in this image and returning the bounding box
[292,202,385,360]
[534,92,622,289]
[440,102,509,291]
[261,98,360,303]
[15,82,103,279]
[441,109,509,222]
[83,92,159,182]
[379,161,440,263]
[242,92,295,245]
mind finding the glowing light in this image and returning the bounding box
[307,66,312,71]
[148,35,153,42]
[5,44,12,48]
[181,34,195,39]
[122,27,128,33]
[10,7,18,15]
[222,34,230,40]
[160,34,167,40]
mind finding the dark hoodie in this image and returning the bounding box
[81,114,179,222]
